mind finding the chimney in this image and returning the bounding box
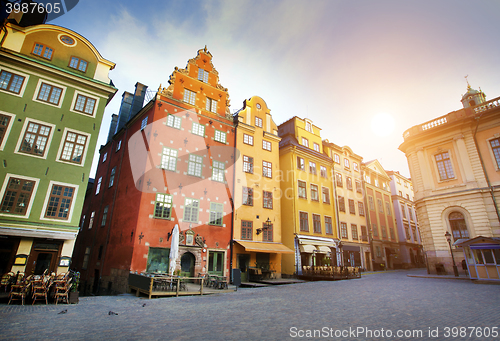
[107,114,119,143]
[115,91,134,134]
[129,82,148,120]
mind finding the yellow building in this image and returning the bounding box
[278,117,338,275]
[362,160,400,270]
[232,97,293,281]
[323,142,370,270]
[400,84,500,280]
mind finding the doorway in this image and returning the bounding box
[208,251,224,275]
[180,252,195,277]
[238,254,250,282]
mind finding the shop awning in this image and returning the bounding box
[299,244,317,253]
[316,245,331,254]
[455,236,500,249]
[235,241,294,254]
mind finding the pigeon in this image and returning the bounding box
[108,311,118,315]
[58,309,68,314]
[142,303,146,307]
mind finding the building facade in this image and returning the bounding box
[399,84,500,279]
[0,21,116,276]
[362,160,400,270]
[387,170,423,268]
[232,96,293,281]
[278,117,338,276]
[72,48,236,293]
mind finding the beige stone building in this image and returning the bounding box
[399,84,500,278]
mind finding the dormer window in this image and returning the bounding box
[306,122,312,132]
[32,43,53,60]
[69,57,88,72]
[206,97,217,113]
[183,89,196,105]
[198,69,209,83]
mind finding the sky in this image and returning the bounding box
[50,0,500,178]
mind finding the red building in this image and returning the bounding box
[73,48,235,293]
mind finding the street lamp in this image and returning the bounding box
[445,231,459,277]
[338,241,343,267]
[256,217,272,235]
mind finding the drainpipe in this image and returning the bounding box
[472,113,500,225]
[332,165,341,266]
[361,168,374,271]
[229,115,238,284]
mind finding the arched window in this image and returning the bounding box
[449,212,469,239]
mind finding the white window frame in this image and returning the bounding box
[183,89,196,105]
[313,143,320,152]
[198,69,209,83]
[183,197,200,223]
[333,153,340,164]
[208,202,224,226]
[56,127,91,167]
[187,154,203,177]
[344,158,350,169]
[243,134,253,145]
[206,97,217,113]
[0,173,40,219]
[0,111,15,151]
[214,129,227,144]
[0,66,30,97]
[301,137,309,147]
[161,147,178,171]
[212,160,225,182]
[353,162,359,172]
[167,115,182,130]
[39,180,79,222]
[95,177,102,195]
[14,118,56,160]
[432,150,456,183]
[32,78,67,109]
[192,122,205,136]
[255,117,263,128]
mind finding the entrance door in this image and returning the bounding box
[238,254,250,282]
[208,251,224,275]
[365,252,371,271]
[34,253,53,275]
[180,252,195,277]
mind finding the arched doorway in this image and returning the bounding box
[180,252,195,278]
[449,212,469,240]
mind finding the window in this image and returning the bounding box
[385,202,391,215]
[334,153,340,164]
[299,212,309,231]
[356,180,362,193]
[103,152,107,162]
[375,179,379,187]
[108,167,116,187]
[406,194,410,200]
[297,157,305,170]
[353,162,359,171]
[381,226,387,238]
[376,246,382,257]
[37,83,62,105]
[377,199,384,213]
[408,208,413,221]
[305,122,312,132]
[310,184,319,201]
[95,177,102,195]
[187,154,203,177]
[298,181,307,199]
[336,173,343,187]
[313,143,320,152]
[141,116,148,130]
[263,191,273,209]
[69,56,88,72]
[348,199,355,214]
[214,130,227,144]
[44,184,75,220]
[404,181,408,187]
[255,117,263,128]
[368,196,374,210]
[183,89,196,105]
[243,134,253,145]
[449,211,469,240]
[346,177,353,190]
[405,225,411,240]
[88,211,95,229]
[32,43,53,60]
[488,138,500,169]
[322,187,330,204]
[344,158,350,169]
[351,224,358,240]
[242,187,253,206]
[154,193,172,219]
[398,190,403,197]
[390,227,396,240]
[340,222,348,239]
[263,161,272,178]
[320,166,327,178]
[365,175,371,184]
[19,121,51,157]
[325,216,333,234]
[0,70,25,94]
[183,198,200,223]
[101,206,109,226]
[0,114,12,147]
[0,177,35,215]
[301,137,309,147]
[116,140,121,152]
[82,247,90,270]
[243,156,253,173]
[198,68,209,83]
[161,147,178,171]
[241,221,252,240]
[209,202,223,226]
[206,97,217,113]
[262,140,271,151]
[372,223,378,237]
[338,196,345,212]
[435,152,455,180]
[167,115,182,129]
[313,214,321,233]
[358,201,365,216]
[263,223,273,242]
[401,204,407,219]
[361,226,368,241]
[309,162,316,175]
[212,160,225,182]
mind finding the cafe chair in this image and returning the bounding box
[32,276,52,305]
[8,281,31,305]
[54,278,72,305]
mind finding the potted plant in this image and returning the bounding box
[69,271,80,304]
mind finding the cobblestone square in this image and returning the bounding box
[1,270,499,341]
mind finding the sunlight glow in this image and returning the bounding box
[371,113,395,137]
